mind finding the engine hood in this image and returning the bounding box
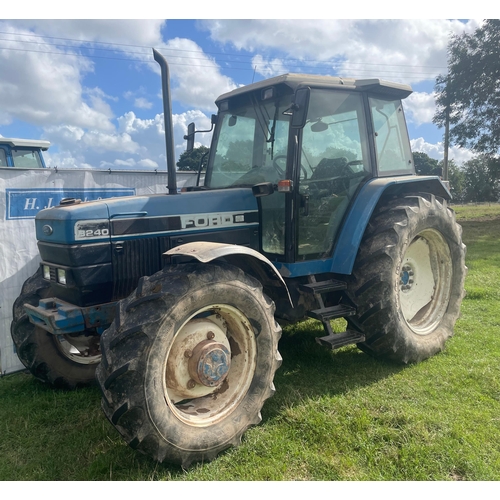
[35,189,259,245]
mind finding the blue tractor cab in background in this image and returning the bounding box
[0,137,49,169]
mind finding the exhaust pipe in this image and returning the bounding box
[153,48,177,195]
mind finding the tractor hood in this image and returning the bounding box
[35,189,259,245]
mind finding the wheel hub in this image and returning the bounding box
[165,317,232,401]
[399,264,415,291]
[188,340,230,387]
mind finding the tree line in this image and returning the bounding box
[413,151,499,203]
[431,19,500,203]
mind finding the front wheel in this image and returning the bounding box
[96,262,282,467]
[11,269,101,389]
[346,193,466,364]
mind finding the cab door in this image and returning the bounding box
[296,89,372,260]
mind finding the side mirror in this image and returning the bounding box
[184,115,217,152]
[252,182,275,198]
[291,87,310,128]
[185,122,195,152]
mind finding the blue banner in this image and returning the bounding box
[6,188,136,220]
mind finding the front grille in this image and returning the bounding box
[112,237,169,300]
[49,266,57,282]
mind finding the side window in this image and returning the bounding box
[12,149,43,168]
[370,98,413,174]
[0,149,7,167]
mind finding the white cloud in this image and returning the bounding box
[7,20,165,52]
[404,92,437,126]
[252,55,288,79]
[411,137,474,165]
[134,97,153,109]
[0,23,116,131]
[162,38,237,111]
[201,19,482,84]
[138,159,158,168]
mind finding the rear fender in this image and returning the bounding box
[165,242,293,306]
[332,175,451,274]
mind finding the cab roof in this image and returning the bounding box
[216,73,413,105]
[0,137,50,150]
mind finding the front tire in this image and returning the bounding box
[11,269,101,389]
[96,262,282,467]
[346,193,466,364]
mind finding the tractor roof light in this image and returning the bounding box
[261,87,276,100]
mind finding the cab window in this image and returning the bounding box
[370,98,413,174]
[12,149,44,168]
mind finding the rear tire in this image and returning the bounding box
[96,262,282,467]
[11,269,101,389]
[346,193,466,363]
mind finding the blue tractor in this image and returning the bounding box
[11,50,466,467]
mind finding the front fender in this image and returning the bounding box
[165,242,293,306]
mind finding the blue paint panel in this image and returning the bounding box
[103,188,259,218]
[34,188,259,245]
[6,188,135,220]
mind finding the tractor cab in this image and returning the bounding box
[0,137,50,168]
[199,74,414,264]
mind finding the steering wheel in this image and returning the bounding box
[345,160,364,170]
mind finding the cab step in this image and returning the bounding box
[316,330,366,350]
[307,304,357,322]
[299,279,347,295]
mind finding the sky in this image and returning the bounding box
[0,14,489,171]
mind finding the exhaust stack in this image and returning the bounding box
[153,48,177,195]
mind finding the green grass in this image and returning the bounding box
[2,204,500,480]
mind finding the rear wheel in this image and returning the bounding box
[96,262,282,467]
[11,269,101,389]
[346,193,466,363]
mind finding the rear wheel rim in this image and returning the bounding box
[399,229,452,335]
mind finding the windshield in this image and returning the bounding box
[206,94,293,189]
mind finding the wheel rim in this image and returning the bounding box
[163,304,257,427]
[399,229,452,335]
[54,333,101,365]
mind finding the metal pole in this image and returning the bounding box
[442,75,451,182]
[153,48,177,194]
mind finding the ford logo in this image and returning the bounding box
[42,225,53,235]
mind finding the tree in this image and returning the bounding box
[440,159,466,203]
[434,20,500,157]
[461,155,500,202]
[413,152,466,202]
[176,146,209,172]
[413,151,441,176]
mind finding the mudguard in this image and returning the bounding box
[165,242,293,305]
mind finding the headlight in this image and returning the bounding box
[57,268,67,285]
[43,265,51,280]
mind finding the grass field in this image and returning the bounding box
[1,204,500,481]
